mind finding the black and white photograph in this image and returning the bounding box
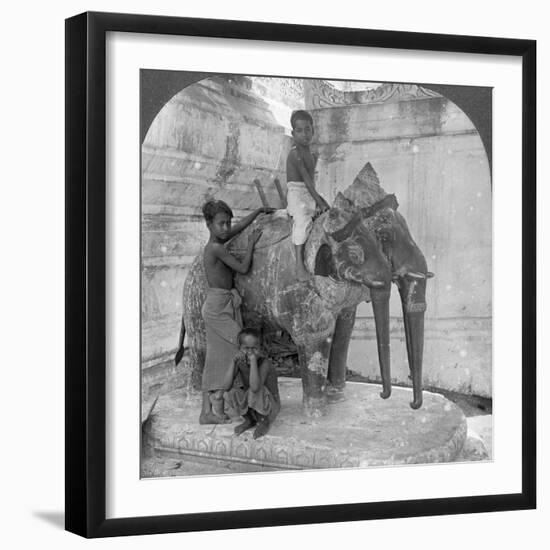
[140,72,493,477]
[2,0,544,545]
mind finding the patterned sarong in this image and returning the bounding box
[201,288,243,391]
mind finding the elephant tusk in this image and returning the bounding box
[405,271,426,280]
[426,271,435,278]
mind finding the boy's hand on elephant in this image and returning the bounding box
[248,227,263,246]
[259,207,276,214]
[316,204,330,216]
[317,196,330,212]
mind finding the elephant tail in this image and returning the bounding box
[174,313,186,366]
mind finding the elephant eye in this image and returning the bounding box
[344,242,364,265]
[376,227,393,243]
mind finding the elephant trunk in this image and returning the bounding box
[398,278,426,409]
[371,287,392,399]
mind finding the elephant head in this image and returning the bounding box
[313,193,392,291]
[321,162,434,409]
[371,205,434,409]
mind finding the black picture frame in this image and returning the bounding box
[65,11,536,538]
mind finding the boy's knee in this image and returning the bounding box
[210,390,224,402]
[222,389,233,402]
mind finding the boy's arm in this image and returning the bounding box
[290,151,329,211]
[212,228,262,274]
[226,207,274,240]
[248,356,270,393]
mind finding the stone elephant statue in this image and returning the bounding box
[321,167,434,410]
[176,163,433,416]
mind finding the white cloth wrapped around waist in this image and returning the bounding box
[286,181,317,245]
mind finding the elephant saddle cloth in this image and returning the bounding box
[227,211,292,253]
[201,288,243,392]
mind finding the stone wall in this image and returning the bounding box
[305,81,492,397]
[141,77,492,399]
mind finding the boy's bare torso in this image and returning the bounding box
[286,145,317,183]
[203,242,234,289]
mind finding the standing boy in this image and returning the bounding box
[286,110,330,281]
[223,328,280,439]
[200,200,271,424]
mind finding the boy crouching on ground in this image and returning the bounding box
[223,328,280,439]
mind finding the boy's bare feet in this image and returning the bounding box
[296,264,312,282]
[199,412,231,425]
[234,418,254,435]
[234,411,256,435]
[253,416,270,439]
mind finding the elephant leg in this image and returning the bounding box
[327,306,357,402]
[297,333,334,418]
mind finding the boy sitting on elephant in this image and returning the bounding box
[222,327,280,439]
[199,200,272,424]
[286,110,330,281]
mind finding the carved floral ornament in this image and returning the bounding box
[305,80,442,109]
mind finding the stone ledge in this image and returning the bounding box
[143,378,468,475]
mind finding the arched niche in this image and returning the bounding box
[141,72,492,399]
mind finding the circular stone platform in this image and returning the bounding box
[143,378,467,474]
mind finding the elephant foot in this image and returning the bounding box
[303,395,327,418]
[327,386,346,404]
[379,387,391,399]
[409,397,423,410]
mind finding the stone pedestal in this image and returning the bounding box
[143,378,468,474]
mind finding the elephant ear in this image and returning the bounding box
[323,192,356,234]
[342,162,388,208]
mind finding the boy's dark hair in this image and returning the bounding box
[202,199,233,223]
[290,109,314,130]
[238,327,263,345]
